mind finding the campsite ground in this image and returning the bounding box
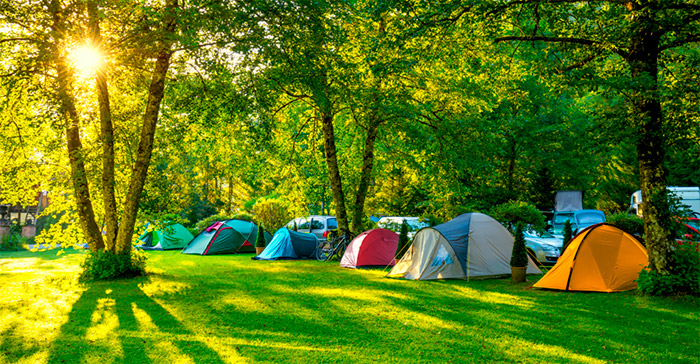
[1,250,698,364]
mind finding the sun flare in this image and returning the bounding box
[69,45,103,77]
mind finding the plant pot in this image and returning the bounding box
[511,266,527,283]
[255,246,265,255]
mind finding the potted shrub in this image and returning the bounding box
[510,223,528,283]
[561,219,573,254]
[255,223,266,255]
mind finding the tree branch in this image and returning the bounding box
[495,36,598,46]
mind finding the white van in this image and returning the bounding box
[630,186,700,217]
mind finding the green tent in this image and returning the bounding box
[182,219,272,255]
[136,223,194,251]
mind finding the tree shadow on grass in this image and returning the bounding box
[47,277,226,364]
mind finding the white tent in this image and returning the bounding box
[387,213,540,280]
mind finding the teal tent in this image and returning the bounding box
[182,219,272,255]
[136,223,194,251]
[253,228,318,260]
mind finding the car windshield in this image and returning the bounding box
[554,214,574,224]
[576,213,604,225]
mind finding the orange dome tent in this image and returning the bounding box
[534,223,648,292]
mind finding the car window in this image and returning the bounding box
[327,218,337,230]
[310,220,324,230]
[554,214,574,224]
[298,220,310,229]
[576,213,605,225]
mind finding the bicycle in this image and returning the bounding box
[316,228,352,261]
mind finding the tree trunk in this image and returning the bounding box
[50,0,104,251]
[88,1,118,252]
[351,117,380,233]
[627,14,672,273]
[114,0,178,252]
[321,111,349,231]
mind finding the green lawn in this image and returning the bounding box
[1,250,698,364]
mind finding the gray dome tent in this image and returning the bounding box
[388,213,540,280]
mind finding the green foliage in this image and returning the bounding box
[255,223,266,248]
[194,212,255,233]
[637,243,700,297]
[397,220,409,259]
[0,231,23,251]
[561,220,574,253]
[607,213,644,238]
[490,201,545,233]
[252,198,291,232]
[510,223,529,267]
[79,250,147,281]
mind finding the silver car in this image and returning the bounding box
[524,230,563,265]
[286,215,337,242]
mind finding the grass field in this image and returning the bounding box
[1,249,698,364]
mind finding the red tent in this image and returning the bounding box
[340,229,399,268]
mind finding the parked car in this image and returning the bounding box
[550,209,606,235]
[679,217,700,241]
[524,230,562,265]
[285,215,337,242]
[376,217,430,239]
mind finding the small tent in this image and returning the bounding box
[388,213,540,280]
[253,228,318,260]
[136,223,194,251]
[340,228,398,268]
[534,223,648,292]
[182,219,272,255]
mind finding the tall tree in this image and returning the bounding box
[486,1,700,274]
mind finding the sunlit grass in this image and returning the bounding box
[1,250,698,363]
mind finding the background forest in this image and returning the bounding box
[1,0,699,244]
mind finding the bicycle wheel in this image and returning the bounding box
[316,240,335,261]
[336,240,347,260]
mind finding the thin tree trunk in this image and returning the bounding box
[50,0,103,251]
[87,1,118,252]
[321,111,349,231]
[351,117,379,233]
[114,0,178,253]
[627,23,672,273]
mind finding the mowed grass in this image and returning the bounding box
[1,250,698,364]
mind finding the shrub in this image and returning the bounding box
[397,220,409,258]
[637,242,700,297]
[561,220,573,254]
[80,250,147,281]
[194,212,256,233]
[255,223,266,248]
[490,201,545,233]
[607,213,644,238]
[510,223,529,267]
[252,198,292,232]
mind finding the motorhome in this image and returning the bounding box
[630,186,700,217]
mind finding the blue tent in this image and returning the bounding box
[253,228,318,260]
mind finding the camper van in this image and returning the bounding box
[630,186,700,217]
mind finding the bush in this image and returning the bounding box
[194,212,256,233]
[255,223,266,248]
[253,198,291,232]
[637,242,700,297]
[80,250,147,281]
[607,213,644,238]
[397,220,409,258]
[561,220,574,254]
[490,201,545,233]
[0,223,24,251]
[510,223,529,267]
